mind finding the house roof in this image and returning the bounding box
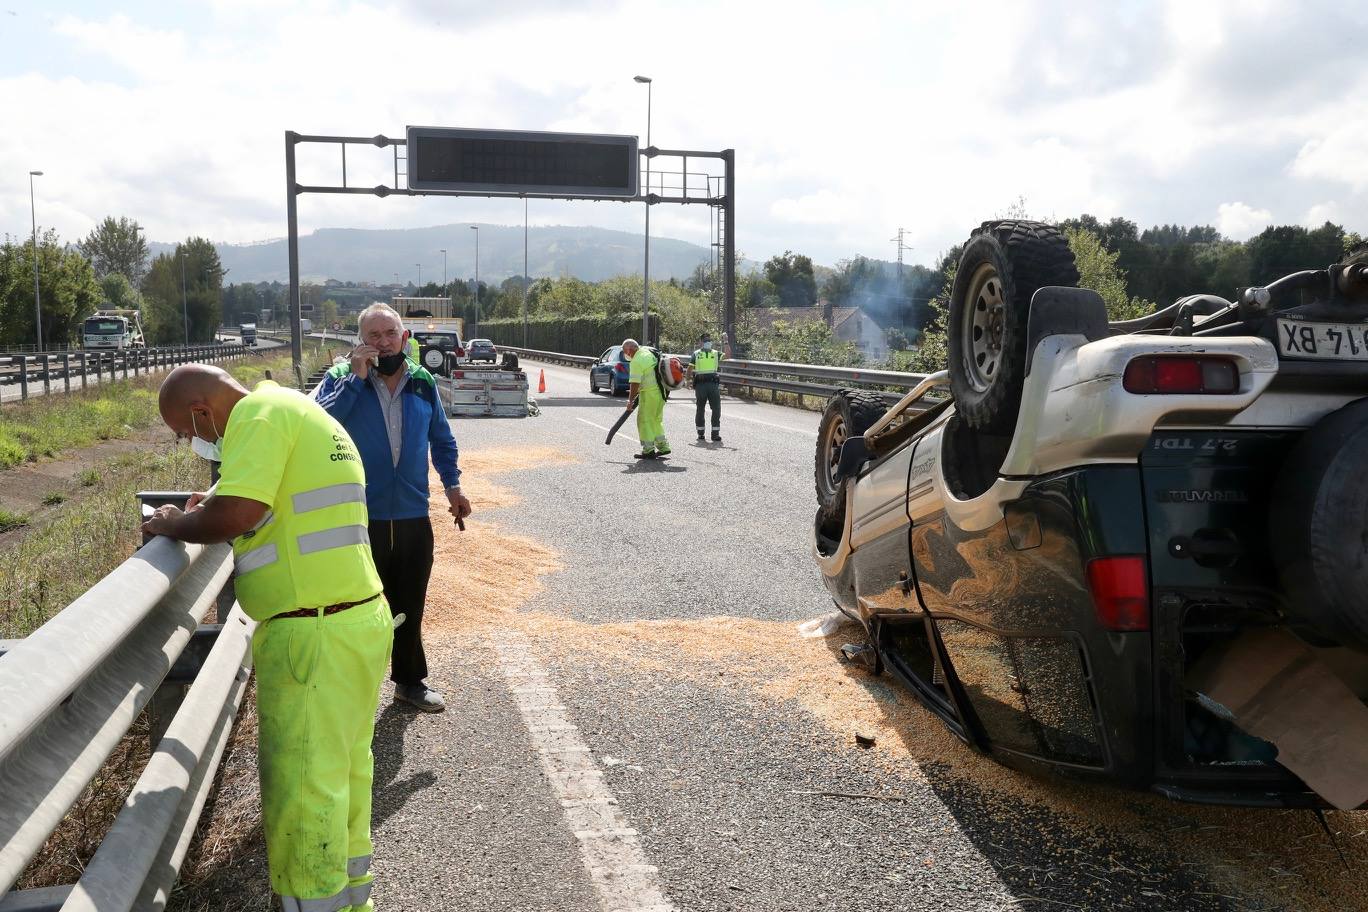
[750,304,872,332]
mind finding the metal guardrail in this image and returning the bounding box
[502,346,935,408]
[501,346,597,368]
[0,345,250,403]
[0,517,253,911]
[0,369,340,911]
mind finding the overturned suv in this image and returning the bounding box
[814,220,1368,808]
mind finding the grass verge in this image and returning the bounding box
[0,507,27,532]
[0,445,209,638]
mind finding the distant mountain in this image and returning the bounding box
[148,224,740,286]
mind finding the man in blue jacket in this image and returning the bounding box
[316,303,472,712]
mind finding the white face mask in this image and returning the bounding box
[190,411,223,462]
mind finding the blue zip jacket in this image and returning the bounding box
[315,358,461,521]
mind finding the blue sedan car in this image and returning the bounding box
[590,345,630,396]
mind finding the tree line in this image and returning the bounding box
[0,216,224,349]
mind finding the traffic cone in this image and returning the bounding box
[538,370,546,393]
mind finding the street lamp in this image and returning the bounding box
[470,225,480,329]
[634,75,652,342]
[28,170,43,351]
[440,248,447,288]
[522,198,529,348]
[416,263,422,288]
[177,246,189,346]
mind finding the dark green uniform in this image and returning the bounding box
[693,347,722,441]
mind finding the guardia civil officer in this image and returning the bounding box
[143,363,390,912]
[688,333,723,442]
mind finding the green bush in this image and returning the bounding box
[478,312,662,356]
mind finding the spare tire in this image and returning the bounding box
[419,345,449,376]
[815,390,886,526]
[947,220,1079,433]
[1269,398,1368,652]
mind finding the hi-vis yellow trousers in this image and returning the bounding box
[253,596,393,912]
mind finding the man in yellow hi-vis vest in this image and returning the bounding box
[143,363,391,912]
[623,338,670,458]
[688,333,723,443]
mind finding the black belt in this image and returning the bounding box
[272,593,382,620]
[694,373,719,382]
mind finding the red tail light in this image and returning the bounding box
[1123,356,1238,394]
[450,370,464,379]
[1086,557,1150,631]
[616,362,628,373]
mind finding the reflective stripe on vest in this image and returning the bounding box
[298,524,370,555]
[235,543,278,577]
[292,482,365,514]
[348,854,373,878]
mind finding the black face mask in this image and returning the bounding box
[375,352,407,376]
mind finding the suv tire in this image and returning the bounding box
[948,220,1079,433]
[1269,398,1368,652]
[816,390,886,525]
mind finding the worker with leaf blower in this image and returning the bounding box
[622,337,670,458]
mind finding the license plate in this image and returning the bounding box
[1276,319,1368,361]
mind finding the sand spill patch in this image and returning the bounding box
[420,448,1367,911]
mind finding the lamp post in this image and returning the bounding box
[522,198,529,348]
[634,75,652,342]
[470,225,480,330]
[440,248,447,288]
[28,170,43,351]
[178,247,189,346]
[416,263,422,288]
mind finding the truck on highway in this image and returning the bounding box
[82,310,145,350]
[239,322,258,346]
[300,318,312,334]
[393,296,465,351]
[815,219,1368,809]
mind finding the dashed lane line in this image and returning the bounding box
[494,634,675,912]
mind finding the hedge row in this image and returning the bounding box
[478,312,661,357]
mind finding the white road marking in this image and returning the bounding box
[575,416,613,433]
[495,634,675,912]
[722,411,818,436]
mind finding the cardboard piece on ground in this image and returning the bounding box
[1188,627,1368,811]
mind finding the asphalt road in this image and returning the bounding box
[183,357,1364,912]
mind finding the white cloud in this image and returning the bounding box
[1216,202,1273,240]
[771,190,856,226]
[1,0,1365,273]
[1303,201,1344,227]
[1291,121,1368,192]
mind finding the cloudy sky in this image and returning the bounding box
[2,0,1365,271]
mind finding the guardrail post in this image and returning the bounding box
[40,354,50,396]
[16,356,27,401]
[62,353,70,394]
[77,350,86,391]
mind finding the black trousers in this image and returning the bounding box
[695,378,721,430]
[368,517,434,686]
